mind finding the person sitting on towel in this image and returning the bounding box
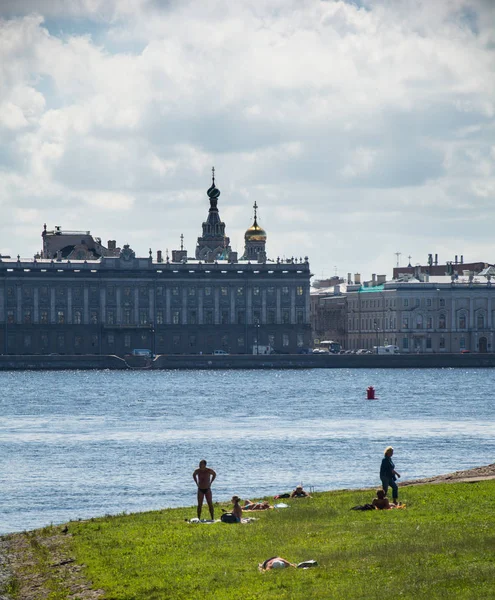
[290,485,311,498]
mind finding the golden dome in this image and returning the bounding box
[245,219,266,242]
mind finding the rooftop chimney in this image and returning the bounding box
[354,273,361,285]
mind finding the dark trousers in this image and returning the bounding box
[381,477,398,501]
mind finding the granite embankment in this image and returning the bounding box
[1,352,495,370]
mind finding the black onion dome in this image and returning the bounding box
[207,183,220,198]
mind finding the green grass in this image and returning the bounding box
[8,482,495,599]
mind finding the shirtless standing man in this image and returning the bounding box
[193,460,217,520]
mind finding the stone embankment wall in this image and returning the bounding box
[0,353,495,370]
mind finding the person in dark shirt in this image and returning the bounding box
[380,446,401,504]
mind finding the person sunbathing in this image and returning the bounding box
[259,557,296,571]
[372,489,403,509]
[290,485,311,498]
[244,499,273,510]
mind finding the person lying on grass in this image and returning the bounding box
[244,499,273,510]
[259,557,296,571]
[290,485,311,498]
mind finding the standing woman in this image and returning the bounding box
[380,446,401,504]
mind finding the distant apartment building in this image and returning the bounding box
[312,262,495,353]
[0,174,311,356]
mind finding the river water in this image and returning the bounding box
[0,368,493,534]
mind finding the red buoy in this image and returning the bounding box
[366,386,375,400]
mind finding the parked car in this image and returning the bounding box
[213,349,229,355]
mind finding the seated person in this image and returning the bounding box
[244,499,273,510]
[372,489,393,509]
[259,557,296,571]
[290,485,311,498]
[232,495,243,521]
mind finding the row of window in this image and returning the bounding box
[6,307,306,326]
[348,312,488,331]
[350,297,447,310]
[11,332,306,350]
[6,284,306,300]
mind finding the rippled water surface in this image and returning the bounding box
[1,368,494,533]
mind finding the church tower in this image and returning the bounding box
[195,168,233,261]
[242,201,267,263]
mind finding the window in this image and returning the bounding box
[124,287,131,297]
[107,334,115,345]
[41,334,48,349]
[205,309,214,325]
[237,310,245,325]
[57,334,65,349]
[404,299,409,307]
[427,298,432,307]
[439,298,445,307]
[221,335,229,350]
[189,310,197,325]
[173,335,180,347]
[40,286,48,299]
[267,309,276,324]
[124,334,131,348]
[172,287,179,296]
[189,335,196,347]
[124,309,132,325]
[40,310,48,324]
[140,310,148,325]
[282,308,290,324]
[402,337,409,349]
[204,286,211,296]
[459,313,467,329]
[237,335,244,347]
[156,286,163,297]
[74,336,82,349]
[237,286,244,296]
[268,334,275,348]
[477,313,485,329]
[24,334,31,349]
[140,286,148,298]
[297,334,304,347]
[7,310,15,324]
[253,286,260,296]
[107,309,115,325]
[57,310,65,324]
[426,337,432,349]
[7,286,14,298]
[253,310,261,325]
[427,317,433,329]
[439,314,446,329]
[172,310,180,325]
[439,336,446,349]
[268,286,275,295]
[415,298,420,307]
[23,310,32,324]
[57,287,66,299]
[283,334,289,347]
[282,286,289,296]
[297,286,303,296]
[189,287,196,296]
[90,310,98,325]
[221,287,228,296]
[107,286,115,299]
[402,316,409,329]
[296,309,304,324]
[460,337,466,350]
[74,310,82,325]
[156,310,164,325]
[416,315,422,329]
[221,310,229,324]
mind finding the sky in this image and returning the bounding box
[0,0,494,281]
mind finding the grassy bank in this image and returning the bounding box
[4,481,495,599]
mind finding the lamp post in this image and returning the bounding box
[255,322,260,355]
[150,321,155,358]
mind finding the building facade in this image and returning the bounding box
[312,270,495,353]
[0,176,311,356]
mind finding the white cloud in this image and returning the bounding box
[0,0,493,279]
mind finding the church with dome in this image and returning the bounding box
[0,171,311,356]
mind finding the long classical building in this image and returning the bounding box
[0,175,311,356]
[312,265,495,353]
